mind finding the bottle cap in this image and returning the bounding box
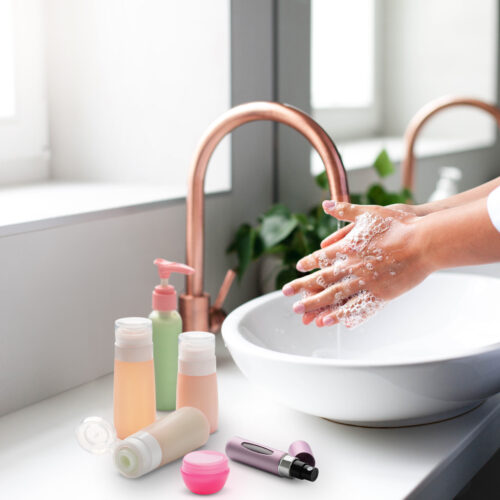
[153,258,195,311]
[115,317,152,348]
[181,450,230,495]
[114,431,162,478]
[76,416,116,455]
[288,440,315,466]
[179,331,215,362]
[439,166,462,181]
[178,332,216,376]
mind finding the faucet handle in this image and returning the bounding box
[209,269,236,333]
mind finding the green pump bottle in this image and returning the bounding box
[150,258,195,411]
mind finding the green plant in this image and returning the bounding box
[227,149,413,290]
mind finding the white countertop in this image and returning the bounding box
[1,352,499,500]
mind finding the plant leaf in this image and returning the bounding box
[315,171,329,190]
[260,215,298,249]
[252,232,265,260]
[349,193,364,205]
[401,188,414,203]
[366,183,388,205]
[275,266,301,290]
[263,203,291,218]
[315,210,338,240]
[374,149,395,178]
[232,224,256,281]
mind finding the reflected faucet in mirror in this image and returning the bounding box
[179,102,350,332]
[402,96,500,192]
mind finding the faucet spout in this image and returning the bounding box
[402,96,500,192]
[180,101,350,332]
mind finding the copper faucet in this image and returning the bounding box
[402,96,500,192]
[179,101,350,332]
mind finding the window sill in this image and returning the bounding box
[1,135,494,238]
[310,135,496,175]
[0,182,227,237]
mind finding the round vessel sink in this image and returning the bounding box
[222,272,500,427]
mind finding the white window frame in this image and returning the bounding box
[0,0,50,185]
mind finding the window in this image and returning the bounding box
[311,0,375,109]
[0,0,15,119]
[0,0,231,196]
[45,0,231,193]
[311,0,380,140]
[0,0,49,185]
[310,0,498,150]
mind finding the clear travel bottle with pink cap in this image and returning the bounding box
[176,332,218,433]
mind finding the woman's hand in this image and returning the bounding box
[282,201,434,328]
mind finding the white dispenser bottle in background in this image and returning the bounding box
[428,166,462,202]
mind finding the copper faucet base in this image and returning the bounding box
[179,293,210,332]
[182,101,350,333]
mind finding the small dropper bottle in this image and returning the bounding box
[176,332,218,433]
[114,317,156,439]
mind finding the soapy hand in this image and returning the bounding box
[282,201,433,328]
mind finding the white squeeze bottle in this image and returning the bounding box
[76,407,210,478]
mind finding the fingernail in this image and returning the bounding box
[322,200,336,212]
[282,284,294,296]
[296,260,306,272]
[323,316,335,326]
[293,302,305,314]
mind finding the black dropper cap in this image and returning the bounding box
[290,459,319,482]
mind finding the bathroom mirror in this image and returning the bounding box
[273,0,499,205]
[309,0,498,146]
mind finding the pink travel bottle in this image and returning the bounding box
[176,332,218,433]
[226,437,318,481]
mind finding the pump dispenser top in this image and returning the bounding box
[153,259,194,312]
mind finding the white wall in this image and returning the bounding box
[45,0,231,193]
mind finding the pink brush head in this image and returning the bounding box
[152,258,195,311]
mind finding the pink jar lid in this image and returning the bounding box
[182,450,229,475]
[181,451,229,495]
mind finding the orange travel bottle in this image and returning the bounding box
[114,317,156,439]
[176,332,218,433]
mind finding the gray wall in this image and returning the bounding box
[0,0,275,416]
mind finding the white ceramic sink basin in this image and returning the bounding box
[222,272,500,427]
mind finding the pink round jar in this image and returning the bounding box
[181,450,229,495]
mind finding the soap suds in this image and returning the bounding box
[316,275,328,289]
[336,290,385,329]
[342,213,392,253]
[298,211,399,328]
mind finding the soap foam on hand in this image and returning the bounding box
[299,211,398,329]
[335,290,385,329]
